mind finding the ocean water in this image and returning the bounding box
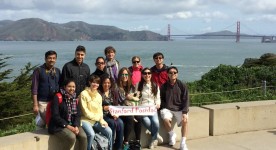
[0,39,275,82]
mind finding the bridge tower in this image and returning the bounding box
[236,21,240,43]
[167,24,171,41]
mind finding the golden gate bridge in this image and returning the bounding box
[166,21,276,43]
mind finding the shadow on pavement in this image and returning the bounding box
[267,130,276,135]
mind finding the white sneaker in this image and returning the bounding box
[169,132,176,146]
[145,129,151,134]
[148,140,157,149]
[180,143,188,150]
[157,133,163,144]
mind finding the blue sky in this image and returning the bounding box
[1,0,276,35]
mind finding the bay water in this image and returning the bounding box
[1,39,275,82]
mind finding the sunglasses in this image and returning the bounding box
[142,72,151,75]
[122,74,129,77]
[154,57,163,60]
[168,71,178,75]
[96,62,105,65]
[132,61,140,64]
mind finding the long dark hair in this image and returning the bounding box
[117,67,133,94]
[98,76,115,93]
[138,67,158,97]
[98,76,118,105]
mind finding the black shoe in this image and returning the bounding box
[129,140,141,150]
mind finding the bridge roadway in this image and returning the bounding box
[170,34,269,38]
[143,128,276,150]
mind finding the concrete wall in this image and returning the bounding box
[138,106,209,147]
[203,100,276,136]
[1,101,276,149]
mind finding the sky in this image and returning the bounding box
[1,0,276,35]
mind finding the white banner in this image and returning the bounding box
[109,106,157,116]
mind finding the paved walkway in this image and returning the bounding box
[143,129,276,150]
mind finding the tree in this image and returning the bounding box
[0,54,37,130]
[0,54,13,82]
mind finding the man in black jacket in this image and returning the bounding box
[160,66,189,150]
[60,45,90,96]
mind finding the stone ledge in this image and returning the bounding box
[0,106,209,149]
[3,100,276,149]
[202,100,276,136]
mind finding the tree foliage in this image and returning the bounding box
[0,54,37,130]
[0,54,13,81]
[187,64,276,106]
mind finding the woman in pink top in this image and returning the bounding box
[128,56,143,86]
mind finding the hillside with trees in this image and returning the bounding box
[0,18,167,41]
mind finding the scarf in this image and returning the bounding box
[106,59,118,81]
[60,88,78,124]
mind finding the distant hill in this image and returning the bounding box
[186,30,258,39]
[0,20,14,28]
[0,18,167,41]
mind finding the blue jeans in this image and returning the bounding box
[104,115,124,150]
[142,112,160,140]
[82,121,113,150]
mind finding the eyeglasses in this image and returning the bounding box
[154,57,163,60]
[168,71,178,75]
[122,74,129,77]
[96,62,105,65]
[142,72,151,75]
[132,61,140,64]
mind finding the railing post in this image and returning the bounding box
[262,80,267,96]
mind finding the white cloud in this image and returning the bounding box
[165,11,193,19]
[0,0,34,9]
[0,0,275,34]
[128,25,150,31]
[238,1,276,14]
[246,14,276,22]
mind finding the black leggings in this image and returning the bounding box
[121,116,142,142]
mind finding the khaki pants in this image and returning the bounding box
[53,127,87,150]
[36,101,48,129]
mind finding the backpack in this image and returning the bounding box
[45,93,62,126]
[92,132,109,150]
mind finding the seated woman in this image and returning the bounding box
[116,67,142,150]
[138,68,163,149]
[48,79,87,150]
[99,76,124,150]
[79,75,113,150]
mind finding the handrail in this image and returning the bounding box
[0,113,33,121]
[190,87,262,96]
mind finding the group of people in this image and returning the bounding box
[31,45,189,150]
